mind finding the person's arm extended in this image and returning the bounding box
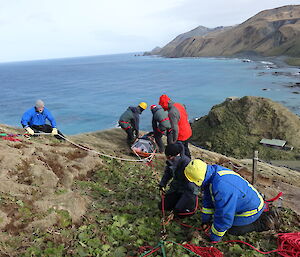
[152,116,158,132]
[21,109,32,128]
[132,111,140,133]
[45,109,57,128]
[210,184,237,242]
[159,162,174,188]
[201,185,215,224]
[169,110,179,143]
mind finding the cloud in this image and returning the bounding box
[0,0,298,62]
[154,0,299,27]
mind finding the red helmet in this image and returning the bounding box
[150,104,157,110]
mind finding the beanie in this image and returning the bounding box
[165,143,182,157]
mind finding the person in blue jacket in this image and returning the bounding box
[184,159,279,242]
[158,143,199,218]
[21,100,64,140]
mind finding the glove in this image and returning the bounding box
[51,128,58,135]
[25,127,35,135]
[159,185,166,194]
[201,222,211,231]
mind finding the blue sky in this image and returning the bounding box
[0,0,298,62]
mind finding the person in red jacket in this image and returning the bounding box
[159,94,192,158]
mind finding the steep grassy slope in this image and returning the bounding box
[191,96,300,160]
[0,125,299,256]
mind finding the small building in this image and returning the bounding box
[259,138,286,149]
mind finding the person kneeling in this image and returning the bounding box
[158,143,199,218]
[184,159,280,242]
[21,100,65,140]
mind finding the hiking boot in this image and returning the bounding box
[267,206,281,230]
[262,207,280,231]
[263,213,276,231]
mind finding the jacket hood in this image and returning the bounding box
[129,106,142,114]
[201,165,216,188]
[201,165,232,188]
[159,94,171,110]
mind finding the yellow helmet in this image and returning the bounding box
[139,102,148,110]
[184,159,207,186]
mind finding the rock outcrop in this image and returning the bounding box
[191,96,300,160]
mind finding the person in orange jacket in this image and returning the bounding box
[159,94,192,158]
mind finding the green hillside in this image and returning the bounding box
[0,125,299,256]
[2,158,297,257]
[191,96,300,160]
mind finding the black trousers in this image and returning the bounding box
[124,128,137,146]
[31,124,64,140]
[228,211,271,235]
[159,191,198,218]
[178,140,191,159]
[154,131,165,153]
[154,130,172,153]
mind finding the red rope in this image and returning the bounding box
[219,233,300,256]
[264,192,283,212]
[1,136,22,142]
[265,192,283,202]
[219,239,279,254]
[161,193,165,219]
[177,221,300,256]
[180,243,223,257]
[277,233,300,257]
[138,192,300,257]
[138,245,161,257]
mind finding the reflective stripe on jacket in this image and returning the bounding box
[201,165,265,242]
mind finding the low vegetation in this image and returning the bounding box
[285,57,300,66]
[0,124,299,256]
[191,96,300,160]
[0,156,299,257]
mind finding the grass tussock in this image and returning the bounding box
[0,156,299,257]
[285,57,300,66]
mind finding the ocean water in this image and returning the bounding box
[0,53,299,135]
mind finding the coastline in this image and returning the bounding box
[145,52,300,68]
